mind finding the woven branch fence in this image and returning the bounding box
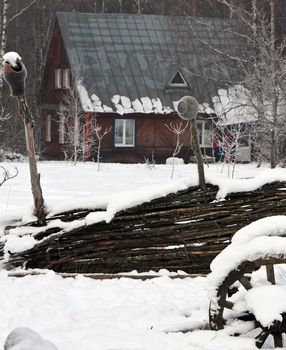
[4,181,286,274]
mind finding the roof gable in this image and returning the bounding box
[169,71,189,87]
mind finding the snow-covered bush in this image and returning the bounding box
[4,327,58,350]
[166,157,184,165]
[0,149,26,162]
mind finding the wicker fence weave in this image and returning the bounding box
[5,182,286,274]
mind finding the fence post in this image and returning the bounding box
[3,52,46,224]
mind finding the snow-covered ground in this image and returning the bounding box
[0,270,257,350]
[0,161,286,349]
[0,161,276,218]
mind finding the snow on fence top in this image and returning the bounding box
[214,169,286,199]
[44,169,286,221]
[1,169,286,260]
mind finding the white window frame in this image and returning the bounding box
[59,116,65,144]
[196,121,212,147]
[114,119,135,147]
[46,114,51,142]
[55,68,62,89]
[63,68,70,89]
[55,68,70,89]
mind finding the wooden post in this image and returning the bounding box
[17,96,46,225]
[190,120,206,190]
[2,52,46,225]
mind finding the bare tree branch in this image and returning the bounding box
[0,166,18,187]
[7,0,40,24]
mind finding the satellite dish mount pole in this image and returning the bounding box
[177,96,206,190]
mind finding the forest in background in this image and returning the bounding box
[0,0,286,157]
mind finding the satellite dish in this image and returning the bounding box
[177,96,199,121]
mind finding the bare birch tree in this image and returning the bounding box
[0,0,8,91]
[0,0,40,87]
[165,121,189,179]
[58,90,83,165]
[186,0,286,168]
[89,118,111,171]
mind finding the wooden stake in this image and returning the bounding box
[190,120,206,190]
[17,96,46,225]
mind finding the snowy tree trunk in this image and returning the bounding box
[0,0,8,90]
[118,0,122,13]
[251,0,267,167]
[136,0,141,14]
[97,138,101,171]
[73,115,79,165]
[270,0,278,168]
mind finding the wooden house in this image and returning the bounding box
[40,12,242,163]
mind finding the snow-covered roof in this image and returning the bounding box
[56,12,244,114]
[212,85,258,126]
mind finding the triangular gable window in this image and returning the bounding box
[169,71,188,87]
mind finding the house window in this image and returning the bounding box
[59,116,65,144]
[114,119,135,147]
[196,121,212,147]
[55,69,62,89]
[169,71,188,87]
[63,69,70,89]
[46,114,51,142]
[55,68,70,89]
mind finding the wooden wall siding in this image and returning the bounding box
[5,181,286,274]
[41,112,213,162]
[40,20,70,106]
[95,114,211,163]
[41,110,62,159]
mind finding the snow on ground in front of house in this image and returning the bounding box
[0,162,286,349]
[0,270,257,350]
[0,161,283,220]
